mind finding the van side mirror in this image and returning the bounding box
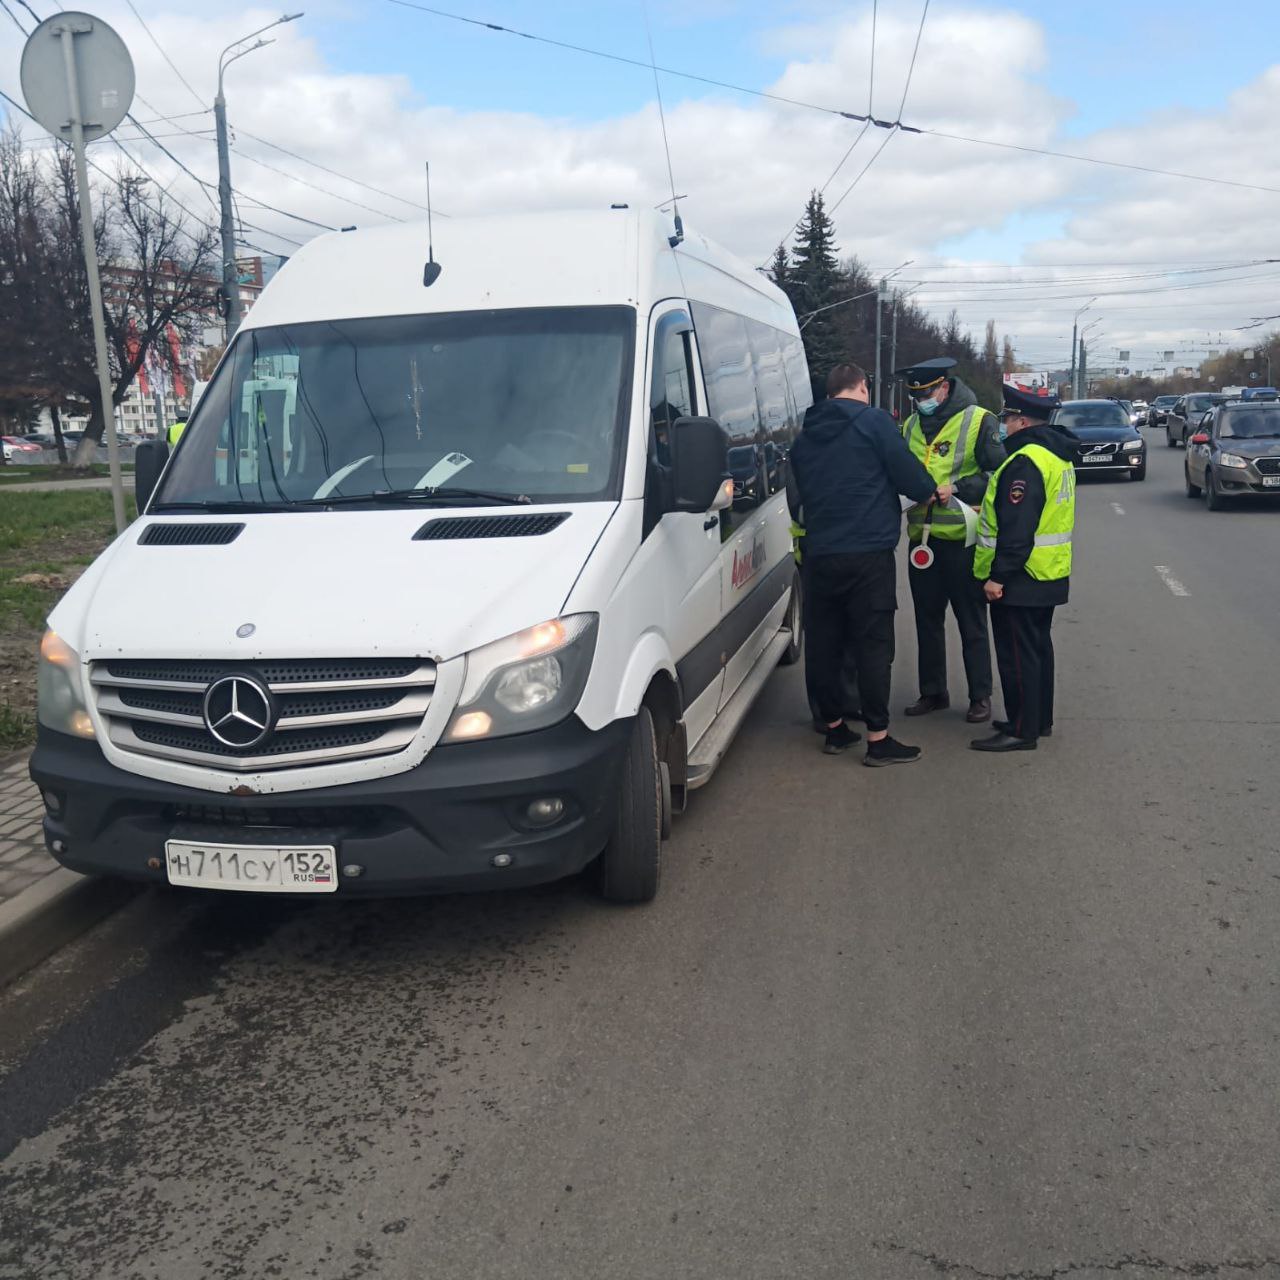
[134,440,169,512]
[670,416,731,513]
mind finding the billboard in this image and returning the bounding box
[1003,371,1055,394]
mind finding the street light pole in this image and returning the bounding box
[874,277,887,408]
[215,14,302,342]
[1070,296,1098,400]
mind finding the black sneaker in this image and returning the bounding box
[822,723,863,754]
[863,736,922,767]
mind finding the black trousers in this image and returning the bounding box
[806,550,897,734]
[907,538,993,702]
[990,603,1056,740]
[801,558,860,721]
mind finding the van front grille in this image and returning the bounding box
[92,656,436,771]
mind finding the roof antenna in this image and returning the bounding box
[423,162,442,287]
[642,2,683,249]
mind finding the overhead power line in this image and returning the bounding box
[383,0,1280,199]
[121,0,207,110]
[230,144,406,222]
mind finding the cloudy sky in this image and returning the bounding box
[4,0,1278,373]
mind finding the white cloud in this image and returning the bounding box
[2,2,1277,362]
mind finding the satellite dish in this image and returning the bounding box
[20,11,135,143]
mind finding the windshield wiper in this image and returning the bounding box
[149,500,298,514]
[295,487,532,508]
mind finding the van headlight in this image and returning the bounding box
[444,615,598,742]
[37,631,95,739]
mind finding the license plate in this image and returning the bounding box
[165,840,338,893]
[1081,454,1112,463]
[1262,476,1280,488]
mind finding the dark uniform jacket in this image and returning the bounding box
[789,398,936,557]
[988,423,1077,607]
[914,377,1006,506]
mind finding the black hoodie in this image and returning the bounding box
[789,398,936,556]
[986,422,1077,607]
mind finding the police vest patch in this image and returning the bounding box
[1009,479,1027,504]
[934,441,952,458]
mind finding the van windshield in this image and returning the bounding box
[155,307,634,510]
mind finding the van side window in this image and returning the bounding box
[650,313,696,467]
[747,321,788,493]
[691,304,758,446]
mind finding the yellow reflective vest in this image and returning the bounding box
[974,443,1075,582]
[167,420,186,447]
[902,405,986,541]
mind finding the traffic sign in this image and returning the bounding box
[20,11,134,143]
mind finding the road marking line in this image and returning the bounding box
[1154,565,1190,597]
[1111,502,1126,515]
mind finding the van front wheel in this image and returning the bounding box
[596,706,663,903]
[779,568,803,665]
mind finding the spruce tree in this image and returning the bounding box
[767,244,790,290]
[790,191,844,376]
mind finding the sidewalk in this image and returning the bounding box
[0,751,137,986]
[0,752,56,905]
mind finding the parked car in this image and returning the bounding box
[1148,395,1179,427]
[2,435,43,461]
[1050,399,1147,480]
[1131,399,1149,425]
[1184,401,1280,509]
[1165,393,1226,447]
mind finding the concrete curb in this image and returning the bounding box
[0,868,139,989]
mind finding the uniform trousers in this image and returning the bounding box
[907,538,993,702]
[990,603,1056,740]
[806,550,897,734]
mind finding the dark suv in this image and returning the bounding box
[1184,402,1280,509]
[1148,395,1179,428]
[1165,392,1225,447]
[1050,399,1147,480]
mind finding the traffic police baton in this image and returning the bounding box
[909,496,979,571]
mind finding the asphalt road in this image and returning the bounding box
[2,436,1277,1280]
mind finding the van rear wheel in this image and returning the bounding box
[779,567,803,666]
[596,706,663,903]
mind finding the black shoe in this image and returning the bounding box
[822,723,863,754]
[970,732,1037,753]
[993,720,1053,738]
[966,698,992,724]
[863,736,922,767]
[905,694,949,717]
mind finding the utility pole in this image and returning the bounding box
[1068,321,1077,400]
[1079,342,1089,398]
[888,289,899,419]
[215,14,303,342]
[874,277,888,408]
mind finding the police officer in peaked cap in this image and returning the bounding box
[895,357,1006,725]
[971,383,1077,752]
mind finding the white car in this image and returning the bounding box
[1131,400,1149,426]
[31,209,810,904]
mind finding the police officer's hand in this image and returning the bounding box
[983,579,1004,602]
[934,482,954,505]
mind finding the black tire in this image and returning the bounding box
[1204,468,1227,512]
[1185,465,1202,498]
[596,706,663,903]
[1130,461,1146,482]
[779,567,803,665]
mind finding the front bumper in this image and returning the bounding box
[1214,470,1280,497]
[29,716,632,896]
[1075,452,1144,473]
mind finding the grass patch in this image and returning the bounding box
[0,489,135,554]
[0,703,34,753]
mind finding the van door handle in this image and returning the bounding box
[703,516,719,531]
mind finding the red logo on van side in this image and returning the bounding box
[731,539,767,590]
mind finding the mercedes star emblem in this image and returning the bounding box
[202,675,275,749]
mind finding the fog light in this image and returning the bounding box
[342,863,364,878]
[51,838,67,855]
[449,711,492,740]
[492,853,514,869]
[42,789,62,816]
[525,797,565,827]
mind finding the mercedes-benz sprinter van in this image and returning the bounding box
[31,209,812,902]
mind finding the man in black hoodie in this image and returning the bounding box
[970,384,1078,752]
[790,362,942,766]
